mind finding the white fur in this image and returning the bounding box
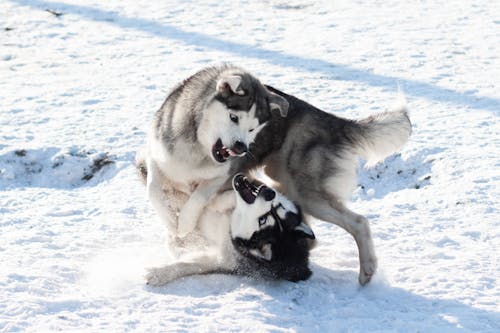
[198,101,264,158]
[147,98,266,237]
[145,185,301,285]
[216,75,244,95]
[230,191,297,240]
[231,195,277,240]
[146,131,231,237]
[356,105,412,167]
[250,244,272,261]
[324,151,359,202]
[177,176,228,237]
[148,134,227,186]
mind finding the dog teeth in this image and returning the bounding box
[221,147,230,159]
[251,185,263,196]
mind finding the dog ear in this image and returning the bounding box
[283,211,315,239]
[268,92,289,117]
[250,244,273,261]
[294,222,315,239]
[216,75,245,96]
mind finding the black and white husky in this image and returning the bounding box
[145,174,315,285]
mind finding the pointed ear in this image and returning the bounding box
[250,244,273,261]
[294,222,315,239]
[268,92,289,117]
[216,75,244,96]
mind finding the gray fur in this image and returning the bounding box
[142,64,289,239]
[138,64,411,286]
[138,65,318,284]
[236,85,412,285]
[153,64,286,151]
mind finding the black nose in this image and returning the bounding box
[232,174,246,189]
[231,141,247,155]
[260,187,276,201]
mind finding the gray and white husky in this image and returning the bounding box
[144,174,315,285]
[140,64,411,286]
[240,86,412,285]
[140,65,289,241]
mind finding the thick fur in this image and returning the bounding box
[142,174,315,285]
[140,64,289,240]
[139,65,411,286]
[354,108,412,167]
[236,86,412,285]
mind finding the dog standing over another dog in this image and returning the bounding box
[239,85,412,285]
[138,64,411,285]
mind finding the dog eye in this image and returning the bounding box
[230,114,239,124]
[258,216,267,227]
[249,128,254,132]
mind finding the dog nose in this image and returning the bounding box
[232,174,246,188]
[231,141,247,155]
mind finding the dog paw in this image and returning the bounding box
[145,267,173,286]
[359,258,378,286]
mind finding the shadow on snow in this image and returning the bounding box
[8,0,500,115]
[146,264,500,332]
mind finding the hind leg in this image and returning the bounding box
[303,198,377,285]
[145,253,234,286]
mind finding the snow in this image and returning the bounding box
[1,0,499,332]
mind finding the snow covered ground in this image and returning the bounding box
[1,0,499,331]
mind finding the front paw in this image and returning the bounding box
[145,266,174,286]
[359,257,378,286]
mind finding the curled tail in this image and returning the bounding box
[352,103,412,166]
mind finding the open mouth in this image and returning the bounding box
[232,174,263,204]
[211,138,231,163]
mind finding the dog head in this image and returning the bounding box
[230,174,315,282]
[197,66,289,164]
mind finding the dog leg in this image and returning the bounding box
[177,177,227,237]
[304,200,377,286]
[145,254,232,286]
[208,190,236,213]
[146,158,179,233]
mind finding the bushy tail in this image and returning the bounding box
[353,102,411,166]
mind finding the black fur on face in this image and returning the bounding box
[232,208,313,282]
[214,72,287,125]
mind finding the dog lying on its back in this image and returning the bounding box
[139,172,315,285]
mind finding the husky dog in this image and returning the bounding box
[144,174,315,285]
[237,86,412,285]
[140,64,410,286]
[142,65,289,240]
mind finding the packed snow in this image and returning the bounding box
[1,0,499,332]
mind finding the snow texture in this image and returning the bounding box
[1,0,499,332]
